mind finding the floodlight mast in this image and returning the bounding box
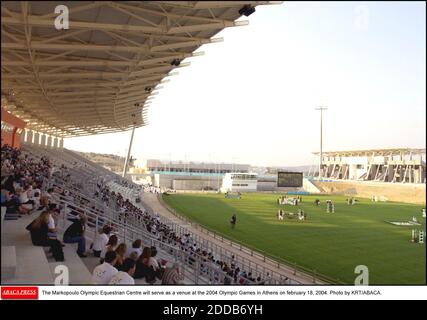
[122,126,136,178]
[315,106,328,179]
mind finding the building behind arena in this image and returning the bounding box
[130,159,307,192]
[130,159,250,190]
[310,148,426,204]
[314,148,426,183]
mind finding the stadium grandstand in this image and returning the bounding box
[313,148,426,183]
[309,148,426,204]
[1,1,321,286]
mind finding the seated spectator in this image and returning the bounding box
[25,211,64,261]
[63,215,87,257]
[109,258,136,285]
[91,251,118,285]
[134,247,155,283]
[46,207,60,239]
[31,189,41,210]
[129,251,139,261]
[1,189,20,215]
[19,185,35,213]
[40,188,54,209]
[148,246,163,279]
[127,239,143,258]
[161,263,183,285]
[114,243,127,270]
[100,234,118,263]
[91,225,111,257]
[15,188,31,215]
[26,211,52,246]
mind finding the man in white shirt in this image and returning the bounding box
[109,258,136,285]
[92,225,111,257]
[91,251,118,285]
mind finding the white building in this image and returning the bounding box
[220,173,258,192]
[313,148,426,183]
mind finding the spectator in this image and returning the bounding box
[26,211,53,246]
[134,247,155,283]
[114,243,127,270]
[129,251,139,261]
[148,246,160,270]
[127,239,142,258]
[100,234,118,263]
[109,258,136,285]
[63,215,87,257]
[161,263,183,285]
[91,251,118,284]
[148,246,163,279]
[92,225,111,257]
[25,210,64,261]
[19,186,35,214]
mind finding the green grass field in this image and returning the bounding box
[162,193,426,284]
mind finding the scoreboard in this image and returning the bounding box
[277,172,303,187]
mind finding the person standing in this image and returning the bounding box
[230,214,237,229]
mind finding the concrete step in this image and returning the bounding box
[1,206,8,222]
[47,245,92,285]
[1,212,36,247]
[81,254,102,276]
[2,245,53,285]
[1,246,17,280]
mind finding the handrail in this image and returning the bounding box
[106,181,297,284]
[53,177,275,284]
[158,193,343,284]
[19,145,297,284]
[57,197,271,285]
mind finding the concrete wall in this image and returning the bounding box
[314,180,426,204]
[173,179,221,190]
[257,181,276,191]
[154,174,222,190]
[303,178,322,193]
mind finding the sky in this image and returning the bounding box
[65,1,426,167]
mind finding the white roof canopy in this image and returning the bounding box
[1,1,280,137]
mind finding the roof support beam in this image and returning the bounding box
[2,39,218,53]
[1,16,247,34]
[1,52,200,67]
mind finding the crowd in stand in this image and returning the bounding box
[93,181,270,285]
[91,233,183,285]
[1,144,278,285]
[1,145,69,260]
[1,145,50,215]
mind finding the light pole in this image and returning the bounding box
[208,153,212,190]
[315,106,328,179]
[122,126,136,178]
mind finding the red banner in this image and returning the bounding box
[1,286,39,300]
